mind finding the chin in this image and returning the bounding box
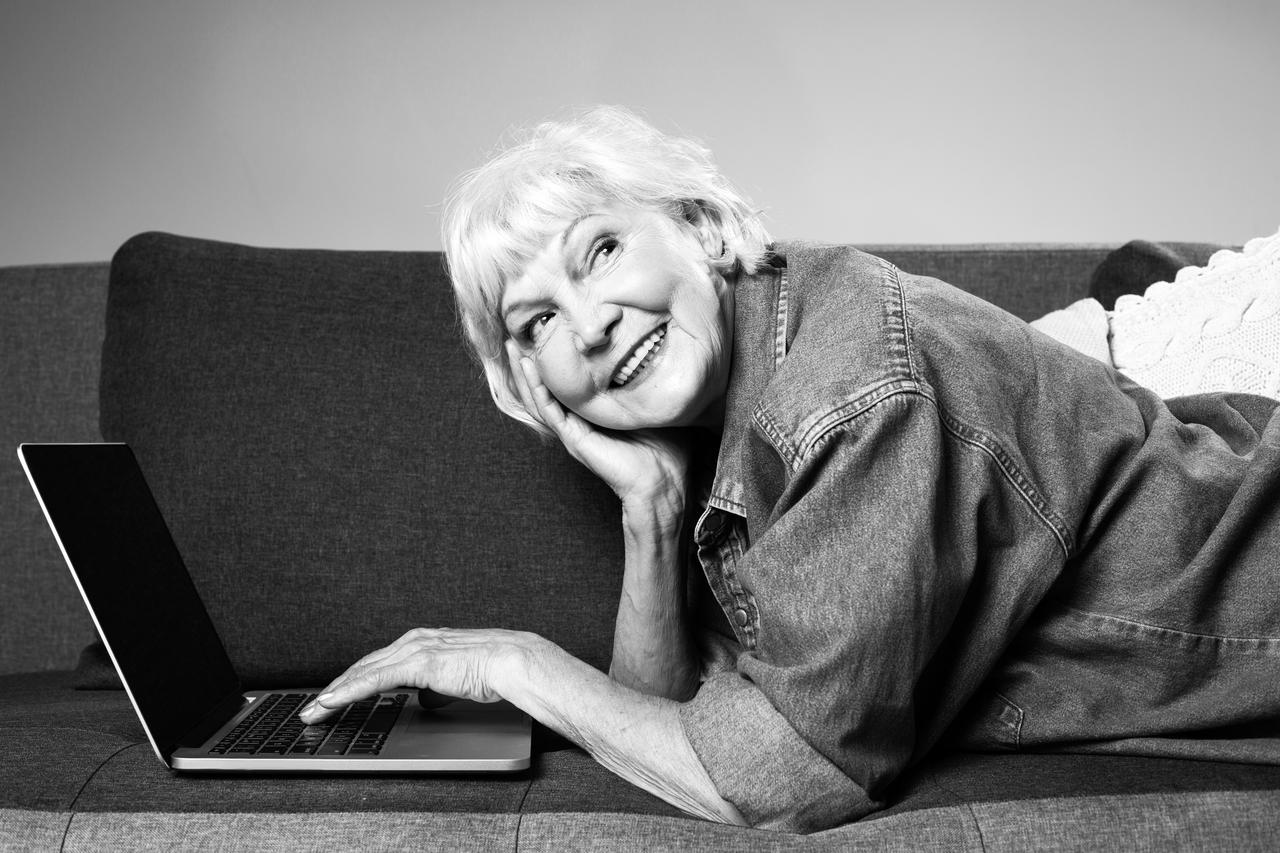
[581,398,688,431]
[636,396,706,430]
[580,373,716,431]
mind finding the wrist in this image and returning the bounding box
[620,487,686,538]
[494,634,576,724]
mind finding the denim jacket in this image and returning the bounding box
[677,243,1280,833]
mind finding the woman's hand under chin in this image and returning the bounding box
[508,341,690,527]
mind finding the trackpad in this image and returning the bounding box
[392,699,531,761]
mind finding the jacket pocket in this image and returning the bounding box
[947,689,1024,752]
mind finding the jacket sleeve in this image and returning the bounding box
[678,388,1059,832]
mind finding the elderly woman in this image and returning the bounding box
[300,107,1280,833]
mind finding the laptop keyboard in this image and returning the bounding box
[209,692,409,757]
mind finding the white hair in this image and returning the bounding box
[441,105,770,434]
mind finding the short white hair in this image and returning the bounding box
[441,105,770,433]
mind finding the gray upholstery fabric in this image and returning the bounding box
[0,263,104,674]
[969,791,1280,851]
[1088,240,1228,310]
[877,750,1280,817]
[865,244,1107,321]
[25,797,1280,852]
[61,811,520,851]
[0,809,70,852]
[98,233,625,687]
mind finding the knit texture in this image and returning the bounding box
[1110,228,1280,399]
[1029,298,1112,365]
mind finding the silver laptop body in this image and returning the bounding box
[19,442,531,773]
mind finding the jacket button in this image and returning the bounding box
[733,608,749,627]
[696,512,727,545]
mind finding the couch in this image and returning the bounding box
[4,232,1280,851]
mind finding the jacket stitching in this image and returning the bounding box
[708,493,746,515]
[936,408,1074,558]
[879,257,917,382]
[994,691,1025,750]
[753,404,793,467]
[762,388,1074,561]
[774,269,790,370]
[757,379,923,467]
[1051,602,1280,646]
[881,252,1072,558]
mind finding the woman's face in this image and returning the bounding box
[501,204,734,431]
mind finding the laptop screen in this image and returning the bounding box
[20,443,241,757]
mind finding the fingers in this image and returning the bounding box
[507,341,566,430]
[300,672,390,723]
[506,340,550,427]
[301,653,424,723]
[299,629,431,723]
[505,341,591,447]
[297,628,526,723]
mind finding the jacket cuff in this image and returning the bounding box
[678,671,876,833]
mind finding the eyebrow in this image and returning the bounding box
[499,213,605,323]
[558,212,599,250]
[499,296,539,331]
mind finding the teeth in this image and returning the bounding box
[612,326,667,387]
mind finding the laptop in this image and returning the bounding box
[18,442,531,773]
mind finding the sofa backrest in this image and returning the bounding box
[1,262,107,672]
[2,235,1120,678]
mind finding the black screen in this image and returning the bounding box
[20,443,241,757]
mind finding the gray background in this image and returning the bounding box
[3,0,1278,266]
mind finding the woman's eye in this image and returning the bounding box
[521,311,556,342]
[588,237,620,270]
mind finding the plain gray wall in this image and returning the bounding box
[3,0,1278,266]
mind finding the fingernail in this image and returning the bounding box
[317,692,334,705]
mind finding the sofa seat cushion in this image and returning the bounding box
[0,672,139,813]
[67,739,687,820]
[0,671,686,819]
[882,750,1280,816]
[10,666,1280,835]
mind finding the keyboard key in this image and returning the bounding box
[208,691,408,758]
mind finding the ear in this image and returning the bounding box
[679,200,727,260]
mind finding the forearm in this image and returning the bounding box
[506,634,743,825]
[609,495,699,700]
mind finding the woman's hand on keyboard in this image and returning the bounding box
[300,626,745,826]
[298,627,536,723]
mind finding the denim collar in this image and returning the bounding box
[706,246,790,517]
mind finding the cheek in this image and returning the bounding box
[532,340,594,403]
[674,288,728,350]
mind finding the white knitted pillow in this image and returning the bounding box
[1109,228,1280,399]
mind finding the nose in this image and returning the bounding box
[571,300,622,353]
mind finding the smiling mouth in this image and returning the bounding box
[611,324,668,387]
